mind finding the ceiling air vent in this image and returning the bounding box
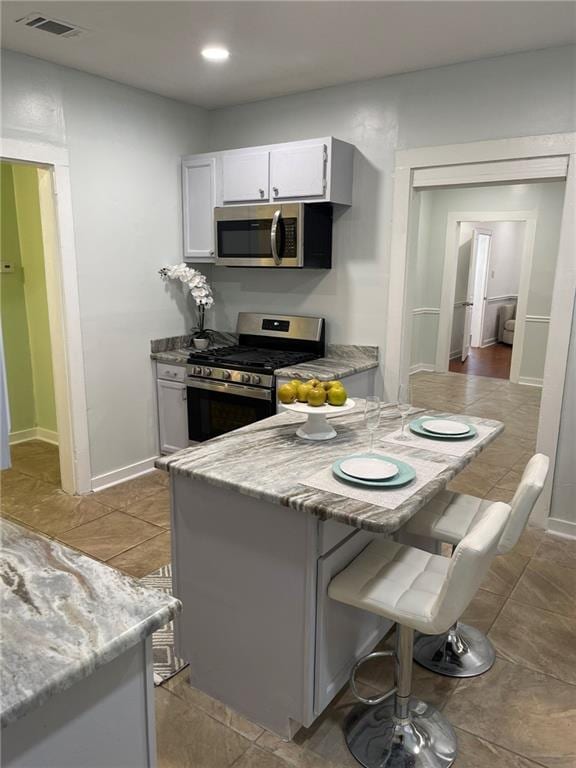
[15,13,86,38]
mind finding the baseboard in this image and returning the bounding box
[481,338,497,348]
[449,350,461,360]
[518,376,543,388]
[9,427,59,446]
[410,364,436,374]
[91,456,159,492]
[546,517,576,540]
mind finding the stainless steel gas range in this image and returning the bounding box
[186,313,325,442]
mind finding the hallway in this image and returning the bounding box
[449,343,512,380]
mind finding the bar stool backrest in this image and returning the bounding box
[497,453,549,555]
[429,502,510,635]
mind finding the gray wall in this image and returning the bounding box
[1,51,209,480]
[206,46,576,354]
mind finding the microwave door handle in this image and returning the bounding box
[271,209,282,265]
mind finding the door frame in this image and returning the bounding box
[436,210,537,383]
[1,138,91,494]
[385,132,575,528]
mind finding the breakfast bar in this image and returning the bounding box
[158,402,503,738]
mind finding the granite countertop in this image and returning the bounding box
[0,520,181,727]
[151,336,379,381]
[157,402,503,534]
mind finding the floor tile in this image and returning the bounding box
[453,728,545,767]
[231,746,292,768]
[9,440,57,460]
[511,559,576,617]
[106,530,171,576]
[155,686,250,768]
[459,588,506,634]
[482,550,530,597]
[513,526,546,558]
[1,473,60,515]
[483,486,515,503]
[13,453,61,485]
[534,534,576,570]
[165,668,264,742]
[57,511,163,561]
[489,599,576,685]
[6,492,113,535]
[444,658,576,767]
[125,490,170,528]
[257,731,342,767]
[93,472,167,511]
[497,469,524,492]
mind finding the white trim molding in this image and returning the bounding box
[518,376,544,388]
[2,138,92,494]
[409,364,436,375]
[486,294,518,303]
[386,131,576,532]
[525,315,551,324]
[9,428,58,445]
[91,456,159,492]
[412,156,569,189]
[412,307,440,316]
[547,517,576,540]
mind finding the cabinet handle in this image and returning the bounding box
[273,187,279,197]
[182,388,187,401]
[259,188,265,197]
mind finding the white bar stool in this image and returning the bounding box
[329,502,510,768]
[403,453,549,678]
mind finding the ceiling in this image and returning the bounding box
[2,1,575,109]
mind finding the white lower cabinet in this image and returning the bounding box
[157,378,188,454]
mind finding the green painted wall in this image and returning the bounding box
[1,163,36,433]
[0,162,57,436]
[13,164,57,433]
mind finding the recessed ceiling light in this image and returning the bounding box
[201,46,230,62]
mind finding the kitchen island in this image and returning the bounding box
[1,519,180,768]
[158,403,503,737]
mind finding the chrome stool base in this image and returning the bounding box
[414,622,496,678]
[345,696,457,768]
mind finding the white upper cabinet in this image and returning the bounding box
[182,155,216,262]
[270,143,327,200]
[221,151,269,203]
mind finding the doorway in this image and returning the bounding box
[447,219,527,380]
[1,161,61,484]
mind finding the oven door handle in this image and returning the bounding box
[187,378,272,401]
[270,209,282,266]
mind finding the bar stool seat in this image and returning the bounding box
[329,502,510,768]
[404,454,549,678]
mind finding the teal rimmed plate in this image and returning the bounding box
[410,417,477,440]
[332,453,416,488]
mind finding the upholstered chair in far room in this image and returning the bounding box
[329,502,510,768]
[403,453,549,679]
[498,303,517,345]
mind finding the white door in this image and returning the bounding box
[221,151,269,203]
[182,156,216,262]
[469,231,492,348]
[270,143,327,200]
[157,379,188,454]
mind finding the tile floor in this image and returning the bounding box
[2,371,575,767]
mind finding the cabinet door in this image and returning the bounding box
[157,379,188,454]
[314,529,390,716]
[222,152,269,203]
[182,156,216,262]
[270,143,327,200]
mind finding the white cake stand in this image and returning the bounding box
[283,399,356,440]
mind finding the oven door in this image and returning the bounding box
[215,204,302,267]
[187,379,274,442]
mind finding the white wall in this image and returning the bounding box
[206,45,575,358]
[1,51,209,482]
[408,182,566,382]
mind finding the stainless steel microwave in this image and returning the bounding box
[214,203,333,268]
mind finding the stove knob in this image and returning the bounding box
[221,370,231,380]
[203,367,212,377]
[194,366,202,375]
[252,375,261,385]
[241,373,251,383]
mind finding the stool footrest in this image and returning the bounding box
[350,650,396,705]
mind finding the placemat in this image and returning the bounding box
[299,452,449,510]
[381,421,498,457]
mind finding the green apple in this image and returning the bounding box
[327,386,347,406]
[307,386,327,407]
[297,383,314,402]
[278,383,297,404]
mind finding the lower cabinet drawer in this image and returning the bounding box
[314,530,390,716]
[156,362,186,382]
